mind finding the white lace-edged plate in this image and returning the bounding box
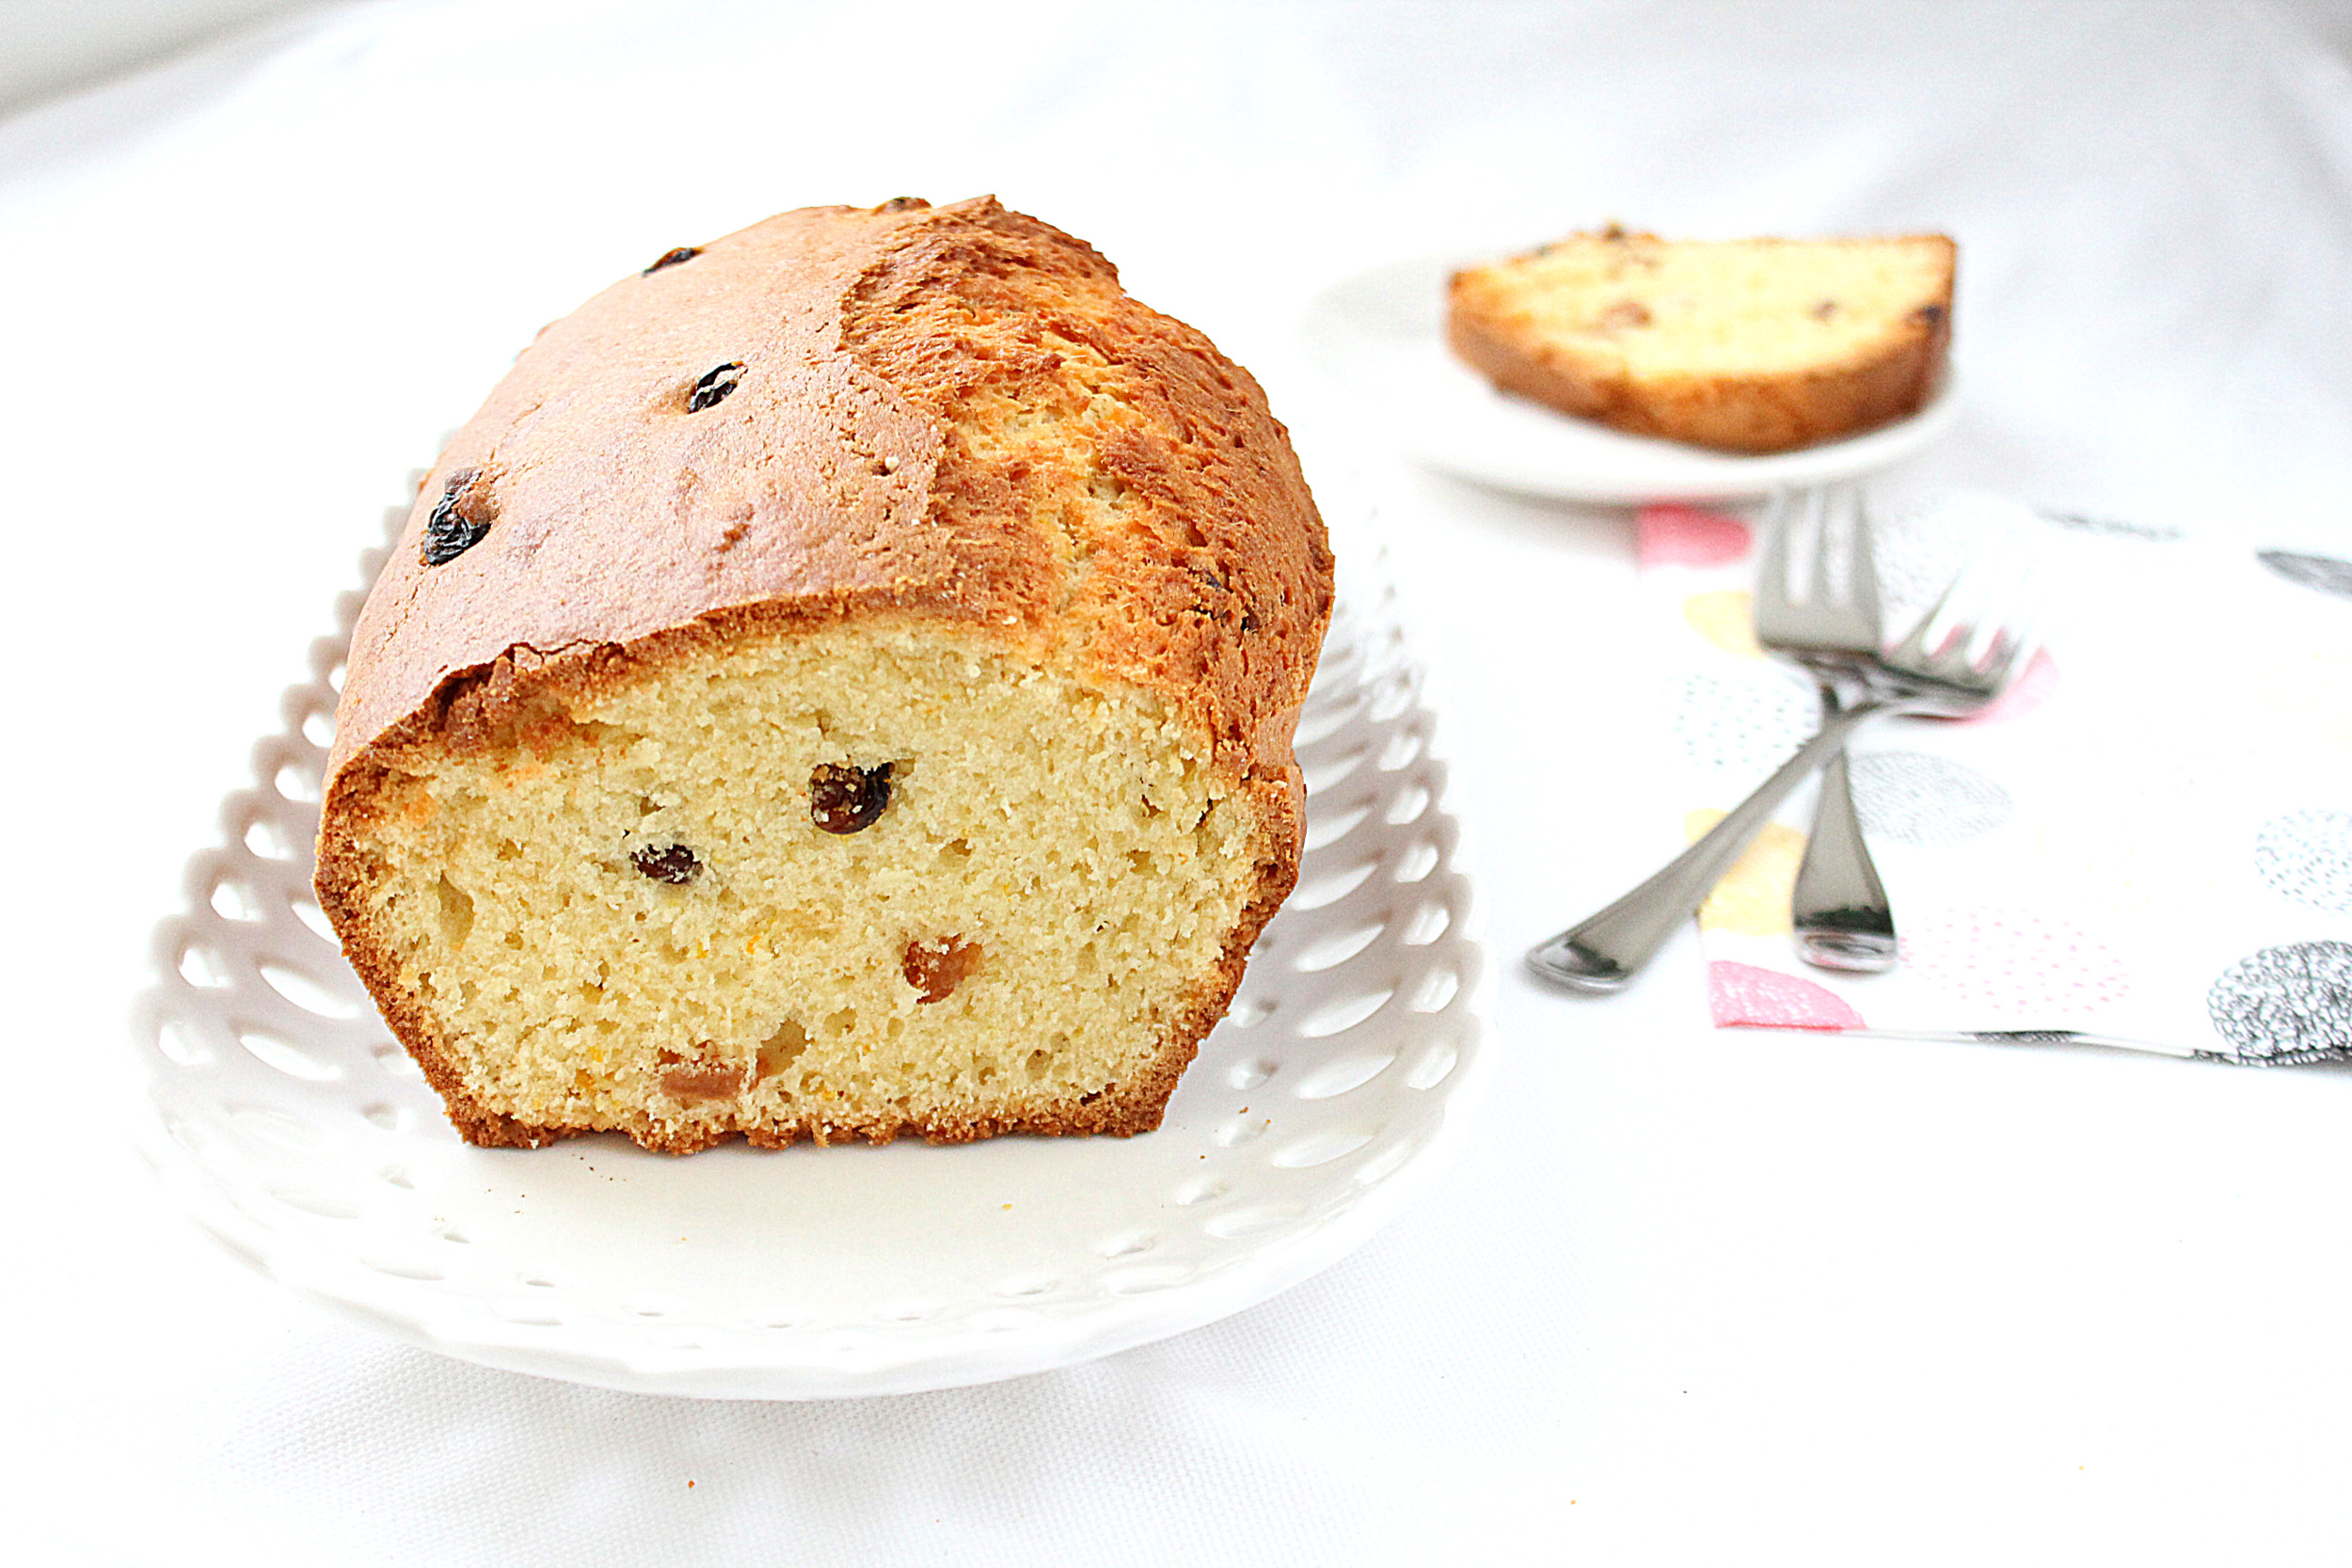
[131,491,1489,1400]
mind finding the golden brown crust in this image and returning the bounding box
[315,197,1329,1152]
[1446,232,1954,453]
[327,197,1329,784]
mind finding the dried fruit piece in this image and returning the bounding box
[903,936,983,1003]
[690,362,744,412]
[421,469,493,565]
[659,1048,745,1101]
[877,197,926,213]
[809,762,894,833]
[631,843,703,884]
[644,245,701,274]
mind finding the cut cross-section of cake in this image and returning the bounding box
[1447,227,1956,452]
[314,197,1334,1154]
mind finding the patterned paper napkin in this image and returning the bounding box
[1641,495,2352,1064]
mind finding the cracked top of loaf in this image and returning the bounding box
[331,196,1332,791]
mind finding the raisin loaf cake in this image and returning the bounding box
[1447,228,1955,452]
[315,197,1333,1154]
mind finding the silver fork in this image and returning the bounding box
[1754,485,1898,974]
[1525,543,2037,995]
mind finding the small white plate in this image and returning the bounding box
[1300,253,1962,504]
[131,492,1487,1400]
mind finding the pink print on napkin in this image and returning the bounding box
[1638,504,1752,569]
[1950,646,2061,725]
[1708,961,1867,1030]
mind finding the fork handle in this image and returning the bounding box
[1526,700,1886,993]
[1793,746,1899,973]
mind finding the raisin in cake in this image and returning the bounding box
[314,197,1334,1154]
[1447,228,1955,452]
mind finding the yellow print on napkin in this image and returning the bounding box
[1685,808,1804,935]
[1680,591,1763,658]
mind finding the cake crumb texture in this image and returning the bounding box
[1447,229,1955,452]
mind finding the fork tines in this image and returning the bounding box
[1756,483,1878,649]
[1888,559,2042,693]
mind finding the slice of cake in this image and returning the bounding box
[1446,227,1955,452]
[314,197,1334,1154]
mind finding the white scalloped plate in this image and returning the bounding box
[130,492,1489,1400]
[1301,253,1962,503]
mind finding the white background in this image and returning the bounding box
[5,2,2352,1561]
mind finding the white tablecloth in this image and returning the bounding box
[8,2,2352,1560]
